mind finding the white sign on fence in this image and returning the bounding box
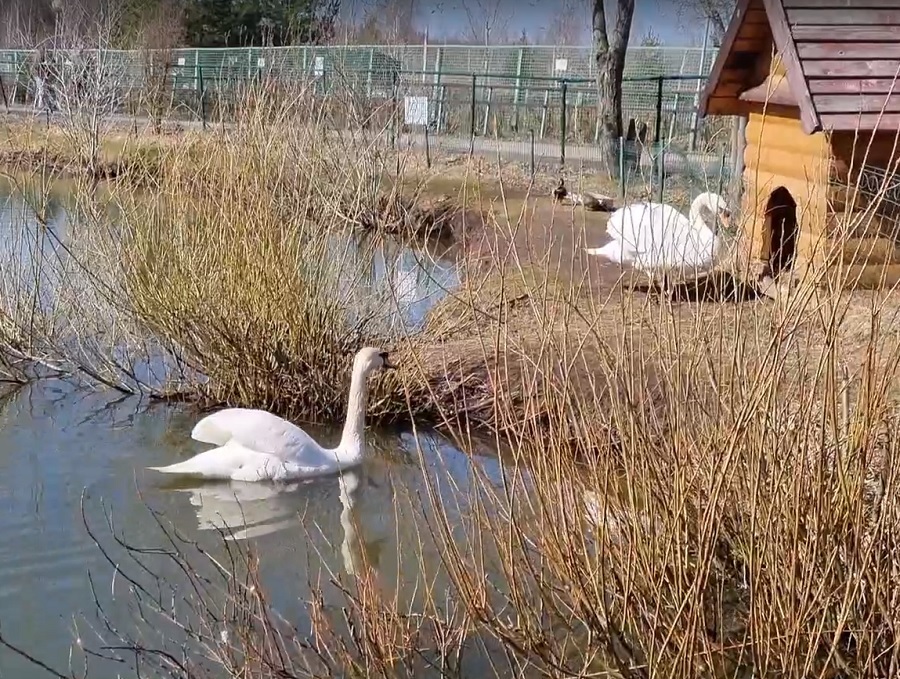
[555,58,568,72]
[257,57,266,67]
[404,96,428,126]
[313,56,325,76]
[177,57,186,66]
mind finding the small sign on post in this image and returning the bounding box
[313,56,325,77]
[177,57,186,66]
[257,58,266,67]
[404,96,429,126]
[554,58,568,73]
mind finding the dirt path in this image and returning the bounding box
[450,189,638,295]
[1,105,722,175]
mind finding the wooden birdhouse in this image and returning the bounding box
[699,0,900,289]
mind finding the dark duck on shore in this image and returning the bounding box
[552,177,615,212]
[552,178,568,202]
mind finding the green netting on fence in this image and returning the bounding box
[0,43,718,85]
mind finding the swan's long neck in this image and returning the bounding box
[687,198,724,261]
[689,197,720,237]
[336,366,369,462]
[688,197,708,228]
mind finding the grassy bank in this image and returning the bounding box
[0,111,539,426]
[4,96,900,678]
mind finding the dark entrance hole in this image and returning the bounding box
[765,187,798,276]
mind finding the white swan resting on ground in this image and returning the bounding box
[147,347,396,481]
[585,191,731,298]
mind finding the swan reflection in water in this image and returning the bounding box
[186,481,302,540]
[175,467,384,575]
[158,428,507,607]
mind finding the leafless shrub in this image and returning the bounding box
[134,0,184,133]
[17,2,131,176]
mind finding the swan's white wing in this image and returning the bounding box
[586,205,649,264]
[585,239,637,263]
[191,408,319,460]
[150,440,344,480]
[637,203,690,249]
[609,202,697,270]
[149,441,297,480]
[605,204,635,242]
[607,203,681,247]
[666,223,719,271]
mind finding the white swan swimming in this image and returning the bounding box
[147,347,396,481]
[585,191,731,298]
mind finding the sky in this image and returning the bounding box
[341,0,716,47]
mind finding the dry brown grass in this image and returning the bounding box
[399,155,900,674]
[77,209,900,676]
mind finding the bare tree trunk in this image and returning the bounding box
[593,0,635,175]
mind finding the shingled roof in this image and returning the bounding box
[699,0,900,133]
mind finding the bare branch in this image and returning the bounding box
[459,0,512,45]
[540,0,590,45]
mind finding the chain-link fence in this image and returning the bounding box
[0,43,735,189]
[0,44,718,114]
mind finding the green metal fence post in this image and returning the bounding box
[654,76,664,190]
[618,136,625,199]
[530,129,535,180]
[560,79,568,167]
[654,76,664,142]
[390,70,398,149]
[469,74,476,155]
[657,145,665,203]
[573,91,583,139]
[198,63,207,129]
[365,48,374,98]
[432,48,443,133]
[512,47,524,132]
[0,72,8,113]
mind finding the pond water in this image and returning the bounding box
[0,178,461,337]
[0,380,510,677]
[0,182,510,677]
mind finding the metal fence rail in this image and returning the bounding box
[0,43,719,78]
